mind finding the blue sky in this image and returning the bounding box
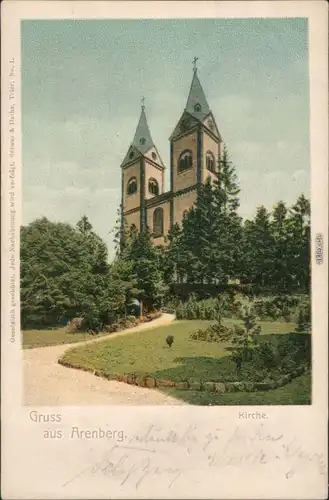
[21,18,309,258]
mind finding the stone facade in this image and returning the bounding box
[120,69,222,244]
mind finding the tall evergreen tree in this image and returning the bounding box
[286,194,311,289]
[242,206,274,286]
[76,215,93,235]
[271,201,291,291]
[112,204,129,256]
[180,178,216,283]
[211,146,243,283]
[123,226,167,309]
[164,222,184,283]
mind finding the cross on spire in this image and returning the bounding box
[193,56,199,72]
[141,96,145,109]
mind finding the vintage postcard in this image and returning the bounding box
[1,1,328,498]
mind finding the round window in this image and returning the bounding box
[140,137,146,145]
[152,152,157,160]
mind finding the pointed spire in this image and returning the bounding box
[131,98,155,154]
[121,99,163,167]
[185,60,210,120]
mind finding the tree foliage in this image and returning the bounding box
[20,216,138,330]
[163,146,310,294]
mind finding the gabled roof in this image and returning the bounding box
[121,144,142,168]
[169,110,199,140]
[185,70,210,121]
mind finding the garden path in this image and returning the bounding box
[23,313,185,405]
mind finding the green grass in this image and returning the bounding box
[59,318,297,380]
[58,319,311,405]
[22,327,110,349]
[163,373,311,405]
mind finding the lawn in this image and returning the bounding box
[58,318,306,385]
[22,327,110,349]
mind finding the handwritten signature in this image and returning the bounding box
[62,424,326,490]
[62,444,182,490]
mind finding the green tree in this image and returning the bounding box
[112,204,129,257]
[215,144,241,214]
[180,178,216,283]
[123,226,167,310]
[287,194,311,290]
[242,206,274,286]
[164,223,184,283]
[211,146,243,283]
[270,201,291,291]
[218,305,261,372]
[76,215,93,235]
[21,217,110,329]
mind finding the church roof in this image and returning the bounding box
[121,104,161,168]
[185,70,210,120]
[131,106,155,155]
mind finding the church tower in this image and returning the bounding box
[121,101,165,233]
[170,61,222,227]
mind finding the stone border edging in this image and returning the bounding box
[58,358,308,393]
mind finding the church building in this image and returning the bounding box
[121,63,222,245]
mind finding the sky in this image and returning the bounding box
[21,18,309,258]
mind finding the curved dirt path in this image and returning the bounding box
[24,314,185,406]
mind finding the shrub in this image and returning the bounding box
[253,341,280,369]
[148,311,162,320]
[124,321,135,329]
[66,317,84,333]
[104,324,115,333]
[175,293,242,321]
[252,294,310,323]
[295,300,311,332]
[190,328,208,341]
[175,302,184,319]
[166,335,174,347]
[126,315,136,323]
[111,323,122,332]
[190,317,232,343]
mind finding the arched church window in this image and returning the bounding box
[127,177,138,195]
[148,178,159,196]
[206,151,216,173]
[153,208,164,237]
[182,210,189,218]
[129,151,135,159]
[140,137,146,145]
[194,103,201,112]
[178,150,193,173]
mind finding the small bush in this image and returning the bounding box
[66,317,84,333]
[126,315,136,323]
[174,293,242,321]
[166,335,174,347]
[295,301,311,332]
[190,318,232,343]
[104,324,115,333]
[111,323,122,332]
[253,341,280,369]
